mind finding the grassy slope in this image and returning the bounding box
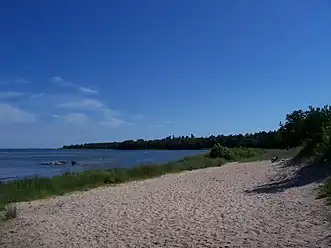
[239,147,302,162]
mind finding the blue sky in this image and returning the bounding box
[0,1,330,148]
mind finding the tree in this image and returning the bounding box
[62,104,331,152]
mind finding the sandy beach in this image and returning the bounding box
[1,161,330,248]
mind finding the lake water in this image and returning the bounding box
[0,149,205,182]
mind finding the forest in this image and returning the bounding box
[62,105,331,152]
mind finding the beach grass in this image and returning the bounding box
[238,147,302,162]
[321,177,331,205]
[0,147,274,211]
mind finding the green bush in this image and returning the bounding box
[210,143,236,160]
[295,120,331,161]
[5,204,17,220]
[231,147,265,159]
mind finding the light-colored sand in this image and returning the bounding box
[1,161,330,248]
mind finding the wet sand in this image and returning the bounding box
[1,161,330,248]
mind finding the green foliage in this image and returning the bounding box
[314,122,331,158]
[282,105,331,160]
[210,144,265,161]
[62,130,286,150]
[210,143,236,160]
[239,147,301,162]
[323,178,331,205]
[0,147,263,211]
[0,204,17,221]
[279,105,331,204]
[64,106,331,152]
[5,204,17,220]
[231,147,265,159]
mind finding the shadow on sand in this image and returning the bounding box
[245,158,331,194]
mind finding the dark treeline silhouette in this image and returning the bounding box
[62,105,331,151]
[62,132,283,150]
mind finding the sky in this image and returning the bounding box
[0,0,330,148]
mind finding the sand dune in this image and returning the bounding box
[1,161,330,248]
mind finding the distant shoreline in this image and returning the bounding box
[0,148,60,150]
[60,147,210,150]
[0,148,209,151]
[60,131,286,151]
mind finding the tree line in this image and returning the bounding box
[62,132,283,150]
[62,105,331,151]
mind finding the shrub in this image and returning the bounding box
[210,143,236,160]
[4,204,17,220]
[296,120,331,160]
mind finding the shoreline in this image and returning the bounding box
[0,149,208,183]
[1,160,329,247]
[0,148,266,211]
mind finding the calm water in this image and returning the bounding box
[0,149,205,182]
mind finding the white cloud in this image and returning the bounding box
[0,103,35,123]
[58,99,104,109]
[103,108,121,118]
[52,76,98,95]
[51,76,65,83]
[15,78,29,84]
[78,87,98,94]
[132,113,145,120]
[155,120,172,128]
[52,113,89,123]
[0,87,135,147]
[0,91,24,99]
[101,108,126,128]
[51,76,74,88]
[57,98,125,128]
[100,117,126,128]
[0,92,46,101]
[30,93,45,99]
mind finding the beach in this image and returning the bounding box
[1,160,330,248]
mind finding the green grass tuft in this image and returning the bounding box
[0,204,17,221]
[321,177,331,205]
